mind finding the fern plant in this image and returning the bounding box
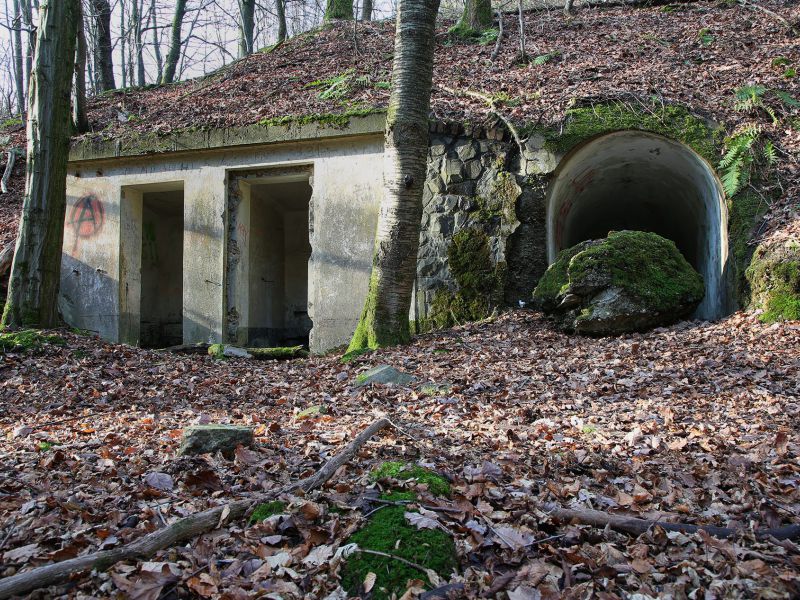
[718,123,773,197]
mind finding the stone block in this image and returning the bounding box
[442,159,464,184]
[464,159,483,180]
[179,424,254,457]
[355,365,416,387]
[455,139,478,162]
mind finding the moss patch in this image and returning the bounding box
[532,242,591,311]
[250,501,288,524]
[258,107,383,129]
[207,343,225,359]
[0,330,65,353]
[340,504,457,599]
[424,228,506,331]
[746,238,800,322]
[538,101,722,164]
[249,345,308,360]
[371,462,451,497]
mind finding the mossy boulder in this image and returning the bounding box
[178,424,254,457]
[533,231,705,335]
[746,235,800,322]
[370,462,451,497]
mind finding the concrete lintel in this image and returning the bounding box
[68,112,387,164]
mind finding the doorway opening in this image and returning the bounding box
[228,170,313,348]
[140,190,184,347]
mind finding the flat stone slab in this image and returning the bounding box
[179,424,254,456]
[355,365,415,388]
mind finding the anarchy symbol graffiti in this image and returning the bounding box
[70,195,105,238]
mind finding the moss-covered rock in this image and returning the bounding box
[746,236,800,322]
[533,231,705,335]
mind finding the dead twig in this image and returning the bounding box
[490,10,504,63]
[0,418,393,600]
[737,0,798,36]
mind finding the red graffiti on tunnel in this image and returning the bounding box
[70,195,104,238]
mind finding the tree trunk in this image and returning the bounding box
[89,0,115,91]
[361,0,373,21]
[12,0,25,115]
[73,1,89,133]
[21,0,34,90]
[347,0,441,352]
[238,0,256,56]
[161,0,187,84]
[452,0,492,36]
[564,0,576,16]
[325,0,354,21]
[133,0,145,86]
[276,0,287,42]
[2,0,79,329]
[150,0,163,82]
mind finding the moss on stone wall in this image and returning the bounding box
[421,228,506,331]
[258,107,382,129]
[538,101,722,164]
[746,238,800,322]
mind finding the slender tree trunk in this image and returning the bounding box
[347,0,441,352]
[238,0,255,56]
[21,0,34,87]
[2,0,80,329]
[325,0,353,21]
[12,0,24,115]
[120,0,126,87]
[89,0,115,91]
[517,0,526,60]
[276,0,287,42]
[564,0,575,16]
[74,1,89,133]
[150,0,163,82]
[133,0,145,85]
[161,0,187,84]
[453,0,492,35]
[361,0,373,21]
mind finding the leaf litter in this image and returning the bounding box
[0,309,798,597]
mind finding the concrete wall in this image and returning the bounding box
[63,135,383,352]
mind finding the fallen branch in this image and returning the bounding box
[0,149,20,194]
[0,418,393,599]
[737,0,798,36]
[544,503,800,541]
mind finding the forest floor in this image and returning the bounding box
[1,310,799,598]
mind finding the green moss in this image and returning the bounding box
[534,232,705,314]
[423,228,506,332]
[248,345,308,360]
[207,343,225,359]
[371,462,451,497]
[0,329,65,353]
[258,107,382,129]
[380,490,418,502]
[747,239,800,322]
[250,501,288,524]
[728,191,769,305]
[535,101,722,164]
[340,505,457,599]
[348,269,411,353]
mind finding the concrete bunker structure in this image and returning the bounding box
[59,110,736,352]
[546,131,728,320]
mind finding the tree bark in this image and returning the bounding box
[347,0,441,352]
[89,0,115,91]
[2,0,79,329]
[21,0,34,88]
[564,0,576,16]
[238,0,256,56]
[452,0,492,36]
[12,0,25,115]
[161,0,187,84]
[133,0,145,86]
[325,0,354,21]
[150,0,163,82]
[361,0,373,21]
[276,0,287,43]
[73,1,89,133]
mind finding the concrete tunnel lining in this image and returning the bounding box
[545,131,728,320]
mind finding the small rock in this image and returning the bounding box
[178,424,254,457]
[223,346,252,358]
[12,426,33,439]
[355,365,416,387]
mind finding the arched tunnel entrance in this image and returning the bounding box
[546,131,728,320]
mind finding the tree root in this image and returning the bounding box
[0,418,394,599]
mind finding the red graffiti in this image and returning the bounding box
[70,195,105,238]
